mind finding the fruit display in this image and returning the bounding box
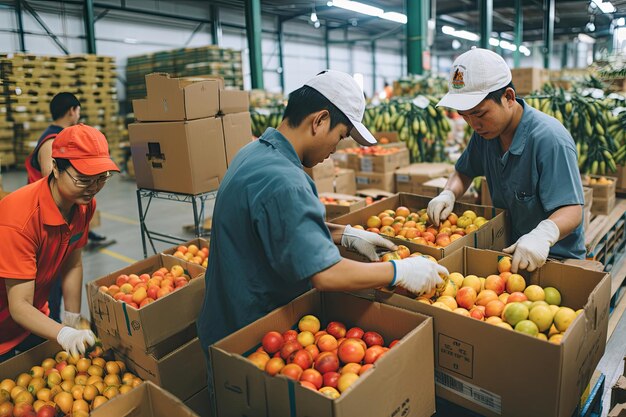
[337,145,405,157]
[525,87,625,174]
[170,243,209,267]
[584,176,614,185]
[245,316,399,399]
[319,196,360,206]
[392,74,449,97]
[362,97,450,163]
[250,108,284,137]
[418,255,582,344]
[97,265,195,309]
[0,348,143,416]
[352,205,488,248]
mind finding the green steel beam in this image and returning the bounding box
[15,0,25,52]
[278,19,285,93]
[543,0,554,69]
[560,43,568,68]
[325,26,330,68]
[211,4,221,46]
[479,0,493,50]
[407,0,426,75]
[245,0,263,89]
[514,0,522,67]
[84,0,96,53]
[371,40,376,96]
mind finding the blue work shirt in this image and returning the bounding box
[197,128,342,352]
[456,99,585,260]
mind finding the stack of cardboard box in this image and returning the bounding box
[395,163,456,196]
[129,73,251,195]
[511,67,551,95]
[583,175,617,216]
[583,186,593,232]
[305,158,357,195]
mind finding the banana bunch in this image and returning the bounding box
[526,87,620,175]
[362,97,450,163]
[610,110,626,165]
[250,108,284,137]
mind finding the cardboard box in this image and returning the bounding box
[331,193,508,260]
[511,68,550,94]
[87,254,206,352]
[110,332,207,402]
[305,157,334,180]
[315,176,334,194]
[612,164,626,191]
[591,196,615,216]
[373,131,399,143]
[184,387,212,417]
[332,143,408,172]
[91,381,199,417]
[609,402,626,417]
[356,189,396,200]
[133,73,220,122]
[582,174,617,199]
[583,186,593,209]
[422,177,477,204]
[480,177,492,207]
[612,376,626,409]
[219,89,249,114]
[221,112,252,166]
[211,290,436,417]
[319,192,366,220]
[376,247,610,417]
[162,238,210,257]
[395,163,456,195]
[129,117,227,195]
[355,171,396,193]
[0,340,64,382]
[334,168,356,195]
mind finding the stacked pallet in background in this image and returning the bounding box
[0,53,124,166]
[126,45,243,103]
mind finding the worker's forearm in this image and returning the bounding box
[326,223,346,245]
[61,265,83,314]
[548,205,583,240]
[311,258,394,291]
[10,301,64,340]
[445,171,473,200]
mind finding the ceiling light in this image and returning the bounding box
[452,39,461,50]
[327,1,406,24]
[489,38,500,46]
[578,33,596,43]
[616,17,625,26]
[519,45,531,55]
[314,20,321,28]
[381,12,407,24]
[310,12,318,22]
[592,0,616,13]
[586,21,596,32]
[441,26,480,41]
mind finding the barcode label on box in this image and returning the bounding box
[435,369,502,415]
[396,174,410,183]
[360,158,373,172]
[356,176,370,185]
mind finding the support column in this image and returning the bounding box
[211,4,222,46]
[277,19,285,93]
[514,0,523,67]
[560,42,568,68]
[15,0,25,52]
[543,0,554,69]
[371,40,376,97]
[479,0,493,50]
[245,0,263,89]
[407,0,426,75]
[325,26,330,69]
[84,0,96,54]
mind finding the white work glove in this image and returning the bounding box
[341,225,397,261]
[62,311,81,328]
[56,327,96,357]
[390,257,448,295]
[427,190,456,226]
[503,219,560,273]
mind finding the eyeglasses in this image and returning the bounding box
[65,170,112,188]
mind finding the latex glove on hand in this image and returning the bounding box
[341,225,397,261]
[502,219,560,273]
[390,256,448,295]
[56,327,96,357]
[427,190,455,226]
[62,311,81,328]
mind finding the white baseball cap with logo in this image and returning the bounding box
[437,47,513,111]
[305,70,377,146]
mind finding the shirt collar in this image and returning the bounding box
[259,128,303,169]
[38,178,67,226]
[508,98,532,156]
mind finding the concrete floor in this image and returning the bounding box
[1,169,214,318]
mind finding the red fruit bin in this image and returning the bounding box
[87,254,206,352]
[210,290,435,417]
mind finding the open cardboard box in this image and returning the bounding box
[162,237,210,259]
[210,290,436,417]
[330,193,509,260]
[395,163,456,195]
[319,192,366,220]
[87,254,206,352]
[375,247,610,417]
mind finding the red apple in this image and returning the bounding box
[262,331,284,355]
[362,331,384,347]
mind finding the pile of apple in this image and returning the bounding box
[352,206,489,248]
[319,196,359,207]
[0,348,142,417]
[338,145,403,156]
[418,256,581,344]
[98,265,194,309]
[246,316,399,399]
[171,244,208,268]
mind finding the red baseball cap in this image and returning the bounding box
[51,124,120,175]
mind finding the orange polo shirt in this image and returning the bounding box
[0,178,94,354]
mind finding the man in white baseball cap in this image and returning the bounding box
[428,47,585,273]
[197,69,447,413]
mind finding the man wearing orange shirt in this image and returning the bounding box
[0,124,119,361]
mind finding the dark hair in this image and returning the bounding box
[54,158,72,173]
[283,85,351,130]
[484,82,516,105]
[50,93,80,120]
